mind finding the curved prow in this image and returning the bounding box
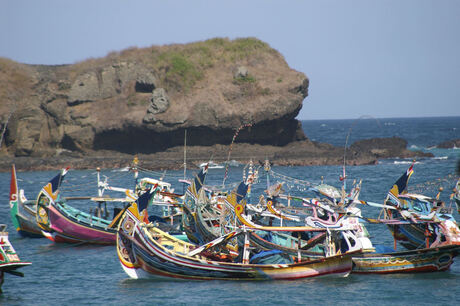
[9,164,21,232]
[36,167,70,231]
[184,165,208,210]
[385,163,414,207]
[9,164,18,210]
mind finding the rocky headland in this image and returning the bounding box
[0,38,432,172]
[436,139,460,149]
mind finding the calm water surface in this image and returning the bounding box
[0,117,459,305]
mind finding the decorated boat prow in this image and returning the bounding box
[9,164,43,238]
[34,167,132,244]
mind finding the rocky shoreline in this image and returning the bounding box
[1,137,434,172]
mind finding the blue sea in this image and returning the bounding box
[0,117,459,305]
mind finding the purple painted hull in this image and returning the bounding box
[47,204,116,244]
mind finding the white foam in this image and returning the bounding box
[393,160,421,165]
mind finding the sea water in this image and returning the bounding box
[0,117,459,305]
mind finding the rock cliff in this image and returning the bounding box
[0,38,307,158]
[0,38,432,171]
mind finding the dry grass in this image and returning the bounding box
[0,37,283,113]
[66,37,276,93]
[0,58,34,113]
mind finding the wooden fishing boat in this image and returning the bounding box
[40,201,120,244]
[116,189,355,281]
[34,168,133,244]
[261,163,460,273]
[0,224,31,292]
[235,195,460,274]
[36,167,181,244]
[9,165,44,238]
[383,165,460,250]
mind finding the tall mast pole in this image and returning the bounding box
[183,129,187,180]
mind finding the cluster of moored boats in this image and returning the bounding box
[2,160,460,288]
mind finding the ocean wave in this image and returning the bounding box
[393,160,421,165]
[112,166,131,172]
[432,156,448,160]
[384,122,396,126]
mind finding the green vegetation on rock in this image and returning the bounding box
[149,37,271,92]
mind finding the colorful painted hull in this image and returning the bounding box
[352,245,460,273]
[10,201,43,238]
[117,208,353,281]
[44,203,116,244]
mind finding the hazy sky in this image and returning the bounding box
[1,0,459,120]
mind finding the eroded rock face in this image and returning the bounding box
[143,88,170,124]
[68,62,158,105]
[349,137,433,159]
[1,38,310,158]
[437,138,460,149]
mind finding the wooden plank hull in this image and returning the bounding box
[352,245,460,273]
[15,211,43,238]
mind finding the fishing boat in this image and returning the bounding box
[116,188,356,281]
[35,167,182,244]
[199,161,224,169]
[250,166,460,274]
[0,224,31,292]
[9,164,44,238]
[35,167,119,244]
[382,164,460,250]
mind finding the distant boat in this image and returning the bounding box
[199,161,224,169]
[0,224,31,292]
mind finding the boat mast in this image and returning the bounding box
[183,129,187,180]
